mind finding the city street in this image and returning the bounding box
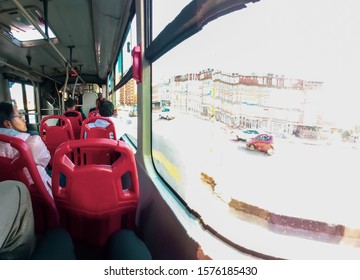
[152,111,360,230]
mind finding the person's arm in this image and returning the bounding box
[26,135,51,168]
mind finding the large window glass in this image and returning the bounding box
[152,0,192,39]
[113,15,138,145]
[10,82,37,124]
[108,72,113,93]
[122,16,137,76]
[9,82,24,110]
[115,79,138,144]
[24,84,36,124]
[151,0,360,258]
[115,52,123,85]
[1,7,56,42]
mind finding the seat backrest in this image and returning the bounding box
[0,134,59,233]
[80,116,117,164]
[88,109,100,118]
[64,110,83,140]
[80,116,116,139]
[39,115,75,167]
[52,138,139,247]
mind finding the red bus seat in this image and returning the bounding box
[0,134,59,233]
[80,116,116,139]
[51,138,139,247]
[80,116,117,164]
[39,115,75,167]
[88,109,99,117]
[63,110,83,140]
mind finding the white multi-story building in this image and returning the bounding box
[155,69,326,135]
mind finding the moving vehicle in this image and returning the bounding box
[129,105,138,117]
[234,129,260,141]
[1,0,360,261]
[159,107,175,120]
[246,134,274,155]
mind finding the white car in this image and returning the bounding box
[159,108,175,120]
[235,129,260,141]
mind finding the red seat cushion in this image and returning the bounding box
[64,110,83,140]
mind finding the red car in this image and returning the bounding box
[246,133,274,155]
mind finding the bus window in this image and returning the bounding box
[9,83,37,124]
[24,84,36,124]
[114,78,138,145]
[108,73,113,94]
[9,82,24,110]
[151,0,360,258]
[113,15,138,145]
[115,52,123,85]
[122,16,137,77]
[152,0,192,40]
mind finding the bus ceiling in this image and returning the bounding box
[0,0,133,84]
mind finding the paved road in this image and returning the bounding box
[152,111,360,229]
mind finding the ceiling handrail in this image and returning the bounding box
[10,0,86,84]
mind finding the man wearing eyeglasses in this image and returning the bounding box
[0,101,52,197]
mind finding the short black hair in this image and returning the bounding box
[0,101,15,128]
[65,98,76,109]
[98,100,114,117]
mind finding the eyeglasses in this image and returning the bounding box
[11,114,26,121]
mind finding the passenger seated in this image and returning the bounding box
[30,227,76,260]
[0,179,149,260]
[0,101,52,197]
[88,99,126,139]
[0,180,76,260]
[103,230,152,260]
[64,97,86,120]
[63,97,84,140]
[0,180,36,259]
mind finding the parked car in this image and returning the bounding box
[159,108,175,120]
[235,129,260,141]
[246,133,274,155]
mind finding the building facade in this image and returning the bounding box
[154,69,327,136]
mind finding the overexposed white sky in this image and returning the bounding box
[154,0,360,81]
[152,0,360,123]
